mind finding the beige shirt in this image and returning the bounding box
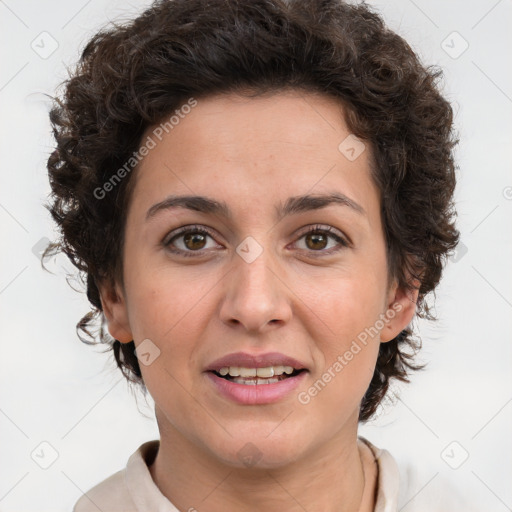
[72,437,401,512]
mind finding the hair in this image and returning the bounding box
[43,0,459,422]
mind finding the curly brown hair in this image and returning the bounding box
[43,0,459,422]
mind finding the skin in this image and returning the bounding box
[99,90,419,512]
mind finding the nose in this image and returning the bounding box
[218,246,293,334]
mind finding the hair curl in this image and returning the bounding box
[43,0,459,422]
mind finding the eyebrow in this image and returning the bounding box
[145,192,366,222]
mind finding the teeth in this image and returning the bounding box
[232,377,280,385]
[217,365,297,378]
[239,367,257,377]
[256,367,274,378]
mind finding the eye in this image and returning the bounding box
[163,225,220,257]
[163,224,349,258]
[292,224,349,256]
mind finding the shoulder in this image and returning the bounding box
[360,436,479,512]
[72,468,135,512]
[359,436,400,511]
[72,440,162,512]
[394,454,480,511]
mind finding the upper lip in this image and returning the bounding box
[205,352,309,372]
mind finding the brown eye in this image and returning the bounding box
[304,231,329,250]
[182,231,208,250]
[164,225,219,257]
[294,225,349,256]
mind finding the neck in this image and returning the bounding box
[149,409,376,512]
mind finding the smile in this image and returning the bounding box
[206,368,308,405]
[214,365,303,385]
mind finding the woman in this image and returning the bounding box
[44,0,459,510]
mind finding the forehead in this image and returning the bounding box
[129,90,379,225]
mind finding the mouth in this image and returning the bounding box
[204,352,309,404]
[205,368,308,405]
[210,365,306,385]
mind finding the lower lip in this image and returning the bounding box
[205,371,308,405]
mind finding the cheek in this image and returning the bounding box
[125,260,211,339]
[299,272,384,405]
[303,266,385,346]
[124,269,216,385]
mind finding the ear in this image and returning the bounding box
[379,275,420,343]
[98,278,133,344]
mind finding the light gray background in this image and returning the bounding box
[0,1,511,511]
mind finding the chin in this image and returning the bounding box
[204,429,312,470]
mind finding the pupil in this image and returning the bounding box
[185,232,206,250]
[307,232,327,250]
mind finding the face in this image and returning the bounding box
[101,90,417,468]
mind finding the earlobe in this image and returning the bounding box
[380,278,420,343]
[98,279,133,344]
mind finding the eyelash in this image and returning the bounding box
[163,224,350,258]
